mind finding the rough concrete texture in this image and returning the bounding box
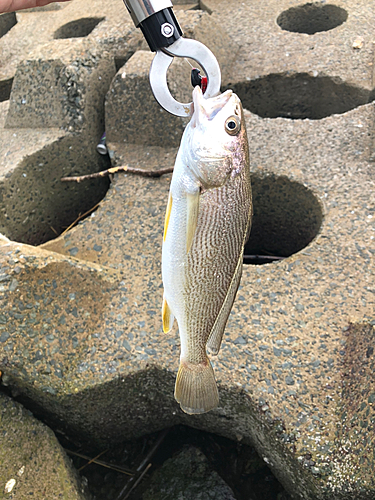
[0,0,374,499]
[202,0,375,92]
[105,50,185,155]
[0,392,88,499]
[142,446,236,500]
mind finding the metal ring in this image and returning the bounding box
[149,38,222,117]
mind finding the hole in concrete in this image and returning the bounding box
[0,12,17,38]
[53,424,293,500]
[277,3,348,34]
[0,135,110,246]
[54,17,104,39]
[244,174,323,265]
[228,74,371,120]
[0,78,13,102]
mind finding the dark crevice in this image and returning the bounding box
[114,54,136,73]
[0,78,13,102]
[0,136,111,246]
[65,425,292,500]
[244,174,323,265]
[0,377,292,500]
[227,74,372,120]
[277,3,348,34]
[0,11,17,38]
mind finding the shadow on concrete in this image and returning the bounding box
[227,73,372,120]
[0,134,110,245]
[277,3,348,35]
[54,17,105,39]
[244,173,322,264]
[0,12,17,38]
[0,78,13,102]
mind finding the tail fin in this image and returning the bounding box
[174,358,219,414]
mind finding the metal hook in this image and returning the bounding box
[149,37,222,117]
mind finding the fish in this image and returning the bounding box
[161,86,252,414]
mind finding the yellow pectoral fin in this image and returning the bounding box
[162,296,174,333]
[163,192,173,242]
[186,191,200,253]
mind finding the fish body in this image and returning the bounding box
[162,86,252,414]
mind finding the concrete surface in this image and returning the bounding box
[0,0,374,499]
[0,392,89,499]
[142,446,236,500]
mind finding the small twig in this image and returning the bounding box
[61,165,174,182]
[115,428,169,500]
[60,201,101,237]
[122,463,152,500]
[64,449,134,476]
[78,449,108,472]
[135,429,169,473]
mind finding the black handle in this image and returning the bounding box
[139,8,182,52]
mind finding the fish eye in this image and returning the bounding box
[225,115,241,136]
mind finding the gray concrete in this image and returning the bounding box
[0,1,374,499]
[0,392,88,499]
[143,446,236,499]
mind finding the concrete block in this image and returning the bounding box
[105,51,185,150]
[202,0,375,90]
[0,1,374,499]
[143,446,236,500]
[0,42,114,245]
[5,44,115,130]
[0,29,134,245]
[0,392,88,499]
[0,132,110,245]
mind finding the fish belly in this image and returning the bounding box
[162,178,191,350]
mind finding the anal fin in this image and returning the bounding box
[207,251,243,355]
[186,191,200,253]
[162,296,174,333]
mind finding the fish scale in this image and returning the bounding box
[162,86,252,414]
[185,177,250,338]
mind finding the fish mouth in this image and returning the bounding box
[191,86,234,127]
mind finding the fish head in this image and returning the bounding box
[185,86,248,189]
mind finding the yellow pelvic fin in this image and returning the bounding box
[186,191,200,253]
[162,296,174,333]
[174,357,219,414]
[163,192,173,242]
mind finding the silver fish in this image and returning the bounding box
[162,86,252,414]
